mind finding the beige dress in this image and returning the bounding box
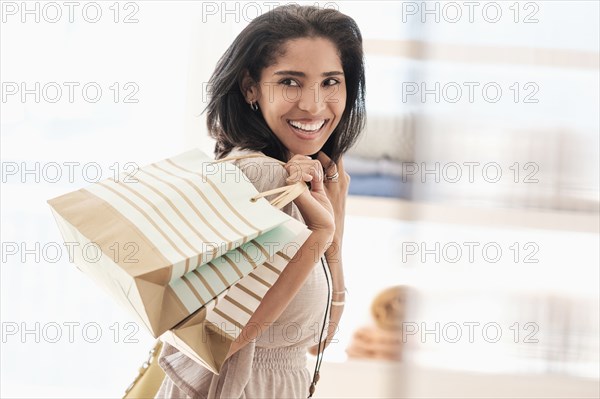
[155,148,333,399]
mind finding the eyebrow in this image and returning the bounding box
[273,70,344,77]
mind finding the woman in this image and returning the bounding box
[156,4,365,398]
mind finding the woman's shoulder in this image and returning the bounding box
[226,147,302,222]
[227,147,288,189]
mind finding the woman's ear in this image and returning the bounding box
[241,69,259,104]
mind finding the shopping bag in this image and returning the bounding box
[47,148,309,337]
[160,242,308,374]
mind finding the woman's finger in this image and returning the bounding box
[308,162,324,193]
[285,170,314,185]
[316,151,337,177]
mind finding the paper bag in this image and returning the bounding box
[47,148,309,337]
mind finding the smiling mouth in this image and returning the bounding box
[287,119,328,133]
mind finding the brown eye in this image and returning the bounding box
[280,78,300,87]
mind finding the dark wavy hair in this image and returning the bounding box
[204,4,366,162]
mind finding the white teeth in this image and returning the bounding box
[288,120,325,132]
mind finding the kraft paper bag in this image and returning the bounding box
[47,148,309,337]
[161,230,310,375]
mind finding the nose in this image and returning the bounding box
[297,85,327,115]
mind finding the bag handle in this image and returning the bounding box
[211,153,306,210]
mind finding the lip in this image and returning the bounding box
[286,119,329,140]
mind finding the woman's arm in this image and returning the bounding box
[223,154,335,361]
[224,229,333,361]
[307,152,349,354]
[308,248,345,355]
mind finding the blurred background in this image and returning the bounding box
[1,1,598,397]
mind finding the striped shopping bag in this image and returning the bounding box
[161,247,304,374]
[47,148,310,338]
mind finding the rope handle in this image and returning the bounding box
[210,153,306,210]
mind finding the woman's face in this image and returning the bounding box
[252,37,347,159]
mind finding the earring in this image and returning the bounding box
[250,101,259,111]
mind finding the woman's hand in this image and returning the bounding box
[284,155,335,238]
[316,152,350,261]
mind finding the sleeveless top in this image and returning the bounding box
[156,147,333,398]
